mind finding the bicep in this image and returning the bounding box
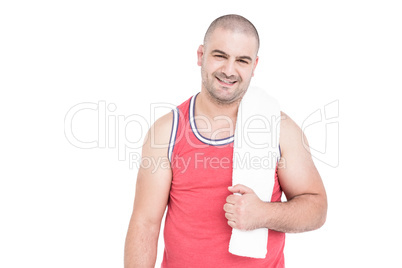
[277,112,326,201]
[131,113,173,226]
[132,161,172,225]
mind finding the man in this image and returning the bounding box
[124,14,327,267]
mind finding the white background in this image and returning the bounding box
[1,0,401,267]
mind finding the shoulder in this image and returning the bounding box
[279,111,310,156]
[280,111,299,132]
[142,94,193,154]
[142,111,174,155]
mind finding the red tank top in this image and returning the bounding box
[162,94,285,268]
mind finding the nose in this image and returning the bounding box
[221,60,236,78]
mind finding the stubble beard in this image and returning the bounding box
[201,66,249,106]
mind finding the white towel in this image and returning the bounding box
[229,86,281,259]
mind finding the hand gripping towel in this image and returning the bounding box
[228,86,281,258]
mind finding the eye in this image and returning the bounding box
[237,59,249,64]
[214,54,227,59]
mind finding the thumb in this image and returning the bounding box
[228,184,254,195]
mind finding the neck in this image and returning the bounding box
[194,90,241,140]
[197,89,242,120]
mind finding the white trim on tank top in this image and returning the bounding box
[189,93,234,146]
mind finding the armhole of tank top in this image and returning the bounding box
[278,144,282,159]
[168,107,179,163]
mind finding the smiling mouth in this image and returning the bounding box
[216,76,237,86]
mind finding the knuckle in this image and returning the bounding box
[235,205,243,214]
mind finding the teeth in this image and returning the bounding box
[218,77,236,84]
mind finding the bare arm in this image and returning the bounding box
[224,111,327,233]
[124,112,173,267]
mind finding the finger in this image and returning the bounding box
[223,203,234,213]
[225,212,234,221]
[228,184,254,195]
[227,220,236,229]
[226,194,241,204]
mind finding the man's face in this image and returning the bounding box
[197,27,259,105]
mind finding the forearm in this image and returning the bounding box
[262,194,327,233]
[124,220,160,268]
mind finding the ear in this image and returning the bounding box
[197,45,204,66]
[252,56,259,77]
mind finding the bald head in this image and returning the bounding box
[203,14,260,52]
